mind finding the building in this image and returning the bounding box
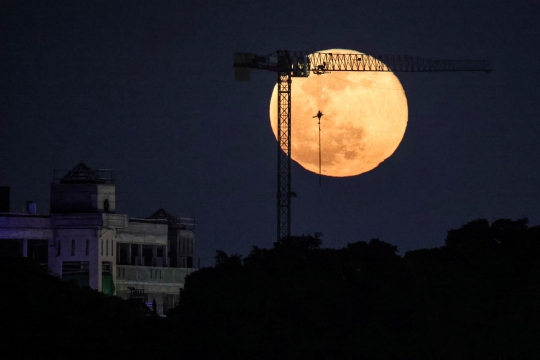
[0,163,196,315]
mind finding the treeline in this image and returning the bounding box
[170,218,540,359]
[2,218,540,359]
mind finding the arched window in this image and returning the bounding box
[104,199,110,213]
[86,239,89,256]
[71,239,75,256]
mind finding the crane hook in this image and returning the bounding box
[313,110,323,123]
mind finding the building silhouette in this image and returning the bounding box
[0,163,196,315]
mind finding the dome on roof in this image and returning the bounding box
[60,162,106,184]
[147,208,185,228]
[147,208,174,220]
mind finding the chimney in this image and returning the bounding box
[26,201,37,214]
[0,186,9,212]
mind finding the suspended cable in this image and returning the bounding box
[315,76,323,187]
[313,110,323,187]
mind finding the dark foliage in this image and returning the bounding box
[0,257,169,359]
[169,220,540,359]
[170,235,434,359]
[406,218,540,359]
[4,218,540,359]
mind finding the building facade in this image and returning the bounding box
[0,163,196,315]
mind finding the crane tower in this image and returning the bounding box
[234,50,490,241]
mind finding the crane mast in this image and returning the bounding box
[234,50,490,241]
[276,72,292,240]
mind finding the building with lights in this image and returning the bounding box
[0,163,196,315]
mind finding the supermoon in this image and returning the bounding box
[269,49,408,177]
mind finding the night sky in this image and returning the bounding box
[1,0,539,266]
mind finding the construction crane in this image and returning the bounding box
[233,50,490,241]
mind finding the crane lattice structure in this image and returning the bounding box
[234,50,490,241]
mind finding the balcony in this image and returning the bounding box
[116,265,197,285]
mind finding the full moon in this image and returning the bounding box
[269,49,408,177]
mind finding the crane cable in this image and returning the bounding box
[317,77,321,187]
[318,111,322,187]
[314,76,323,187]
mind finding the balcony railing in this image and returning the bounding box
[116,265,197,284]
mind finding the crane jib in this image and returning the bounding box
[234,51,490,77]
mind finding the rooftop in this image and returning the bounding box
[54,162,114,184]
[129,208,196,230]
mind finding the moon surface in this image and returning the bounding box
[269,49,408,177]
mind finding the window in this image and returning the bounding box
[106,240,109,256]
[130,244,139,265]
[118,243,129,265]
[85,239,89,256]
[142,245,153,266]
[57,240,61,256]
[101,239,103,256]
[104,199,109,213]
[71,239,75,256]
[112,240,114,257]
[62,261,89,283]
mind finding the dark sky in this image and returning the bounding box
[1,0,539,266]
